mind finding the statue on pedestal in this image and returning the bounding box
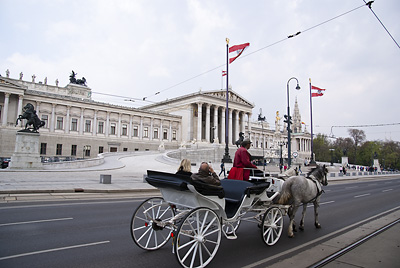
[15,103,45,132]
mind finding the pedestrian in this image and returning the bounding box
[219,161,226,177]
[298,165,302,174]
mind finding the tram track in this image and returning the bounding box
[309,218,400,268]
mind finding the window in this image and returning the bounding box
[56,117,63,130]
[85,148,90,157]
[71,118,78,131]
[122,124,127,136]
[163,129,168,140]
[123,148,128,152]
[143,127,149,138]
[41,115,48,128]
[99,146,104,154]
[172,130,177,140]
[98,121,104,134]
[133,126,138,137]
[71,145,77,156]
[85,120,91,132]
[110,123,116,135]
[40,143,47,155]
[110,147,118,152]
[153,128,158,139]
[56,144,62,155]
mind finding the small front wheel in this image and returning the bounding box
[130,197,175,250]
[175,207,221,268]
[261,207,283,246]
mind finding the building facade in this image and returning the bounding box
[0,72,312,163]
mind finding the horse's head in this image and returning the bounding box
[308,164,328,186]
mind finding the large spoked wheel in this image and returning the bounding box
[130,197,175,251]
[175,207,221,268]
[261,207,283,246]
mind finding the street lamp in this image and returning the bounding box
[329,148,335,166]
[285,77,300,168]
[258,108,266,171]
[278,141,286,173]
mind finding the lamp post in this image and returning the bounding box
[278,141,286,173]
[258,108,266,171]
[285,77,300,168]
[329,148,335,166]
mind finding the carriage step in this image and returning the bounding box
[224,232,238,240]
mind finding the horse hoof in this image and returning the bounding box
[315,223,321,229]
[288,234,294,238]
[299,226,304,231]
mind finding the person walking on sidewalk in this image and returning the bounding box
[219,161,226,177]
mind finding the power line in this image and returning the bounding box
[362,0,400,49]
[143,2,371,101]
[330,123,400,136]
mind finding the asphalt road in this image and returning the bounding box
[0,177,399,268]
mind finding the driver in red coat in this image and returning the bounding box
[233,138,258,180]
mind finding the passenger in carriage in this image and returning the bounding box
[176,159,192,176]
[191,162,221,186]
[232,138,259,180]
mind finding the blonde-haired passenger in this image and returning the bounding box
[176,159,192,176]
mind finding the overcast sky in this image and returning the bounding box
[1,0,399,142]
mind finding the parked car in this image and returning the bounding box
[1,157,11,169]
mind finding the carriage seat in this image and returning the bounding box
[221,180,270,218]
[146,170,225,198]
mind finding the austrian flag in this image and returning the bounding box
[229,43,250,64]
[311,85,326,97]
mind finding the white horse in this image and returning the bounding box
[278,165,328,238]
[278,166,298,180]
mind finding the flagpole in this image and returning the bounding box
[222,38,232,163]
[309,78,316,165]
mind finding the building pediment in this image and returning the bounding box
[0,77,27,91]
[203,90,254,107]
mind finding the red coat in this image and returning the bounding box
[233,147,257,180]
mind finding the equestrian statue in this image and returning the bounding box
[15,103,45,132]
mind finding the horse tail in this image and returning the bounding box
[278,179,293,205]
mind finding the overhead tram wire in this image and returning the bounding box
[142,2,372,101]
[330,122,400,137]
[362,0,400,49]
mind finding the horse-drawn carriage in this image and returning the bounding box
[130,169,292,268]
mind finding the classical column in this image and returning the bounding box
[106,112,110,137]
[160,120,163,140]
[79,108,84,135]
[197,102,202,141]
[139,116,143,139]
[247,112,252,139]
[93,110,97,136]
[129,115,133,139]
[205,104,210,142]
[240,112,245,134]
[150,118,154,140]
[213,106,219,143]
[228,108,233,145]
[117,113,121,138]
[234,110,239,143]
[188,105,193,142]
[221,107,225,145]
[50,104,56,132]
[65,106,71,134]
[2,93,10,126]
[17,95,23,118]
[36,101,41,119]
[169,121,172,142]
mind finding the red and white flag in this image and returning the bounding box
[311,85,326,97]
[229,42,250,64]
[222,70,227,76]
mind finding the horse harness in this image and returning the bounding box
[305,174,325,203]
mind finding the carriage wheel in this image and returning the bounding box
[261,207,283,246]
[130,197,175,250]
[175,207,221,268]
[222,219,241,235]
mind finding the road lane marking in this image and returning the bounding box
[354,193,371,198]
[0,241,110,261]
[307,201,335,208]
[0,217,73,227]
[382,189,393,192]
[345,186,358,190]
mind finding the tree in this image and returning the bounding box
[348,129,366,164]
[313,134,331,162]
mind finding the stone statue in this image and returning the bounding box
[32,74,36,83]
[235,132,244,147]
[55,79,59,86]
[19,72,23,80]
[275,111,281,131]
[6,69,10,78]
[69,70,87,86]
[15,103,45,132]
[44,77,47,85]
